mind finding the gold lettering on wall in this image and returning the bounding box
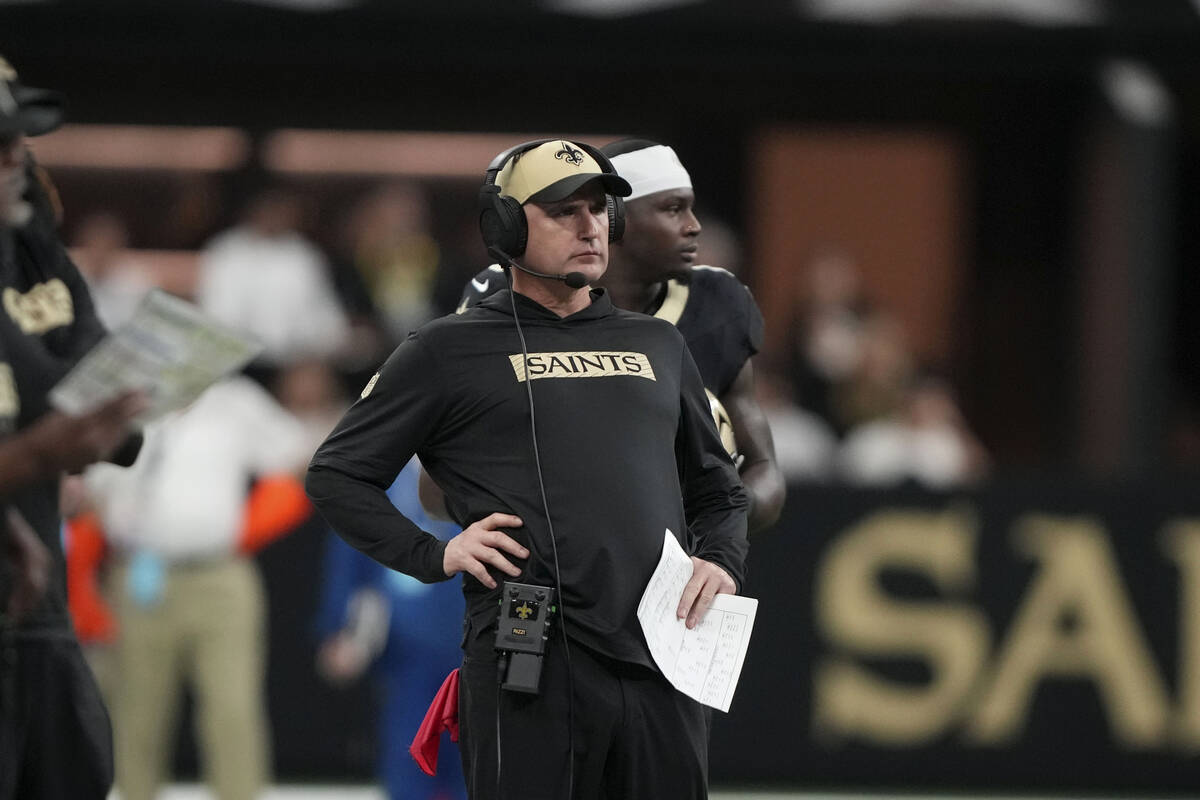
[967,515,1170,747]
[813,508,988,745]
[1162,520,1200,750]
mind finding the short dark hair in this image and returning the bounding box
[600,138,664,159]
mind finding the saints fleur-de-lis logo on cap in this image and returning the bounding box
[555,142,584,166]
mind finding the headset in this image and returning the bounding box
[478,138,626,256]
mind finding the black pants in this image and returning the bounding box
[0,630,113,800]
[458,635,709,800]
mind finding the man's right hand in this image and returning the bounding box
[442,512,527,589]
[26,391,147,475]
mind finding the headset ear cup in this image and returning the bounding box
[479,185,529,256]
[607,195,625,243]
[498,196,528,256]
[504,196,528,255]
[478,186,505,250]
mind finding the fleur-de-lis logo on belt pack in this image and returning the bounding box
[555,143,584,166]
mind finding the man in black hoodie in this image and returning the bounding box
[307,139,748,799]
[452,138,785,535]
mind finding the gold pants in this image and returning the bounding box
[109,557,269,800]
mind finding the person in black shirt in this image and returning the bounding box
[0,389,143,630]
[451,139,784,534]
[0,55,143,800]
[307,139,748,799]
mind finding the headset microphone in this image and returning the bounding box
[488,246,589,290]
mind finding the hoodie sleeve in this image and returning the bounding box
[674,341,749,591]
[306,333,451,584]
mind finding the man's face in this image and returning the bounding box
[0,132,28,225]
[522,181,609,285]
[620,187,701,282]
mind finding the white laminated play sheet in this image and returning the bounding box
[637,529,758,713]
[50,289,261,424]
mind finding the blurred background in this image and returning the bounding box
[7,0,1200,796]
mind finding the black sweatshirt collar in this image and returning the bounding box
[477,287,615,324]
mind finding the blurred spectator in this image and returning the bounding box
[787,245,873,433]
[273,358,351,455]
[314,457,466,800]
[692,215,744,275]
[83,376,311,800]
[429,211,490,318]
[167,174,224,250]
[837,373,989,488]
[339,181,441,340]
[830,311,914,434]
[754,364,838,482]
[71,211,155,327]
[197,189,350,370]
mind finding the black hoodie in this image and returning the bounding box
[0,161,142,631]
[307,288,748,668]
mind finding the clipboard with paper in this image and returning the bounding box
[50,289,262,424]
[636,529,758,713]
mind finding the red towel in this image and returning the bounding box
[410,668,461,776]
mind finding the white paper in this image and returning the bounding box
[637,529,757,713]
[50,289,262,424]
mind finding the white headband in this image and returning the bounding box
[608,145,692,202]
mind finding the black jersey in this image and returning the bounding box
[457,264,764,397]
[0,166,134,631]
[308,289,748,668]
[0,232,97,631]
